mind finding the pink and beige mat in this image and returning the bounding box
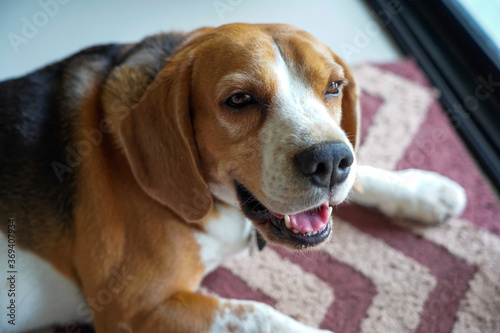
[56,59,500,333]
[201,59,500,333]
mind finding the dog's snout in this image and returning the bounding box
[294,142,353,188]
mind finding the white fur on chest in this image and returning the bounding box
[194,203,253,276]
[0,231,90,332]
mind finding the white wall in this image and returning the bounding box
[0,0,401,81]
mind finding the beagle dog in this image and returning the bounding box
[0,23,466,332]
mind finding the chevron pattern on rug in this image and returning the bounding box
[200,59,500,333]
[52,59,500,333]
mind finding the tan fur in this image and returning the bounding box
[22,23,361,331]
[74,84,212,330]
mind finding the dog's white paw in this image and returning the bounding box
[211,299,333,333]
[352,166,467,224]
[396,169,467,223]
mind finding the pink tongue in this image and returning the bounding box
[289,202,330,233]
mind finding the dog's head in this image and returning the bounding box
[116,23,360,250]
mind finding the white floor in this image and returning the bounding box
[0,0,401,81]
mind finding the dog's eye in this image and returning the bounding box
[225,93,255,108]
[325,81,342,97]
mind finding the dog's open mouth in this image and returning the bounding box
[234,181,332,248]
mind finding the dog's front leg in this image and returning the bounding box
[130,292,332,333]
[351,165,467,224]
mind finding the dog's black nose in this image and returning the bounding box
[294,142,353,188]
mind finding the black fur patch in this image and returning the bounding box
[0,32,187,243]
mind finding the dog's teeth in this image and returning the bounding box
[292,229,299,234]
[328,206,333,217]
[307,232,312,236]
[284,215,291,229]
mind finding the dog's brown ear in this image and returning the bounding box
[117,52,213,222]
[332,55,362,192]
[334,55,361,152]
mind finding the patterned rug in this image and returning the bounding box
[54,59,500,332]
[200,59,500,333]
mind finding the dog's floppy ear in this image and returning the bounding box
[118,51,213,222]
[333,55,361,152]
[331,54,362,192]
